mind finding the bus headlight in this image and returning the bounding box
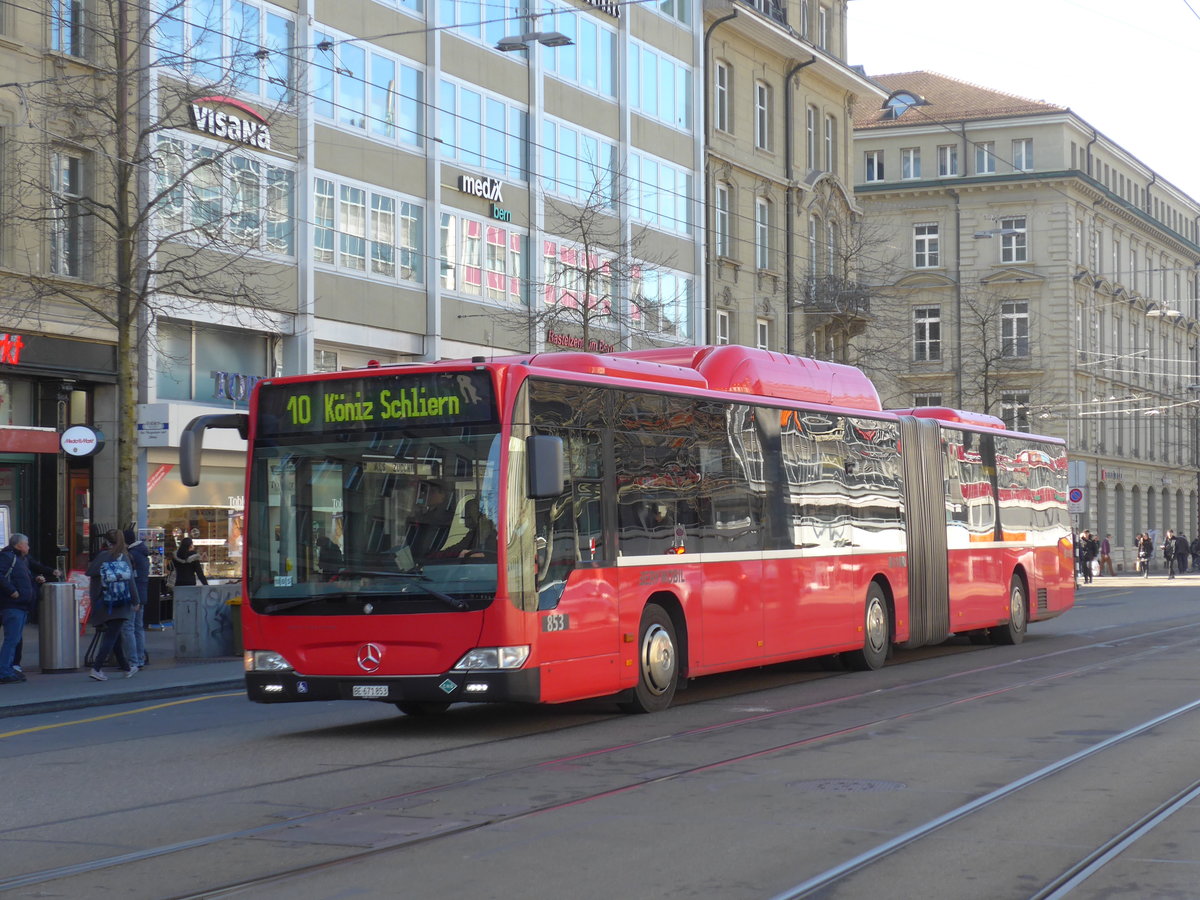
[453,646,530,670]
[245,650,295,672]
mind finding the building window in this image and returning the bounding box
[543,118,616,205]
[756,318,769,350]
[50,0,84,55]
[630,266,693,339]
[155,320,269,403]
[1012,138,1033,172]
[865,150,884,182]
[630,40,692,130]
[800,0,810,38]
[913,306,941,362]
[901,148,920,180]
[817,5,828,48]
[312,177,423,281]
[1000,216,1027,263]
[824,114,836,172]
[160,0,295,103]
[913,223,939,268]
[807,216,818,279]
[50,151,84,277]
[806,106,817,169]
[755,197,772,270]
[628,151,692,236]
[715,310,730,345]
[313,349,339,373]
[937,144,958,176]
[156,136,295,256]
[754,81,772,151]
[439,78,527,179]
[542,5,618,98]
[714,62,731,133]
[444,212,527,304]
[714,182,731,258]
[1001,300,1030,358]
[975,141,996,175]
[1000,392,1031,431]
[913,393,942,407]
[655,0,691,25]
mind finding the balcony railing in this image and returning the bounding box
[802,276,871,317]
[737,0,787,27]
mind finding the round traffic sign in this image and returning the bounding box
[1069,488,1083,503]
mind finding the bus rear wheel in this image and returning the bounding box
[618,604,679,714]
[990,575,1028,645]
[396,701,452,716]
[843,584,890,671]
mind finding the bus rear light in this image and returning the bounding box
[453,646,530,670]
[246,650,295,672]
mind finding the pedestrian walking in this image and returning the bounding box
[171,537,209,586]
[0,533,60,684]
[1079,530,1098,584]
[123,529,151,669]
[1191,535,1200,573]
[1162,529,1179,579]
[1099,534,1115,576]
[1136,532,1153,577]
[86,529,142,681]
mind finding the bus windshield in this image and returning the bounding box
[246,372,501,615]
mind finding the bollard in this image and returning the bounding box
[38,582,80,673]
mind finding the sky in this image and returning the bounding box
[847,0,1200,203]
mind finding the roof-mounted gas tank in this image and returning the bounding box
[888,406,1007,430]
[610,345,883,411]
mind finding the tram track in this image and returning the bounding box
[5,619,1198,898]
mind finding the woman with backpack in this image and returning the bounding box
[171,537,208,587]
[86,530,142,681]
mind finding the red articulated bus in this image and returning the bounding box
[180,345,1074,715]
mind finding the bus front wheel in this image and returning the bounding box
[990,575,1028,645]
[618,604,679,714]
[843,584,891,671]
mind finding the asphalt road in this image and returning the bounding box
[3,574,1199,900]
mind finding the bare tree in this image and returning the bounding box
[468,175,685,354]
[1,0,296,523]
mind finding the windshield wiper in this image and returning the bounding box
[263,595,354,614]
[333,569,469,610]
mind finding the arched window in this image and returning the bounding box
[884,91,923,120]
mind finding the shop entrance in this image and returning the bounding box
[68,468,92,571]
[0,458,34,548]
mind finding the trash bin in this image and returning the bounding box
[39,582,80,673]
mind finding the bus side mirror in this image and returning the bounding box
[526,434,565,499]
[180,414,249,486]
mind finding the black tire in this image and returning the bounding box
[842,584,891,671]
[990,574,1028,645]
[395,701,452,716]
[617,604,679,714]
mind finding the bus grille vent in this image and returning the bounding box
[1037,588,1048,612]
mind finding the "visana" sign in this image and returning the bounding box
[189,96,272,150]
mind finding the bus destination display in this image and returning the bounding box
[256,372,495,436]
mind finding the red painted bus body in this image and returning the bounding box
[183,346,1074,714]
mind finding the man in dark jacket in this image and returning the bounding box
[0,533,59,683]
[123,529,151,669]
[1174,532,1190,577]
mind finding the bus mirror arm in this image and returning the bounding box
[526,434,566,499]
[180,413,250,486]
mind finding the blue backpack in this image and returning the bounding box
[100,556,134,610]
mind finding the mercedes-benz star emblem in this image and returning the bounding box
[357,642,383,673]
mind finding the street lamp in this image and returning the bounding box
[495,30,573,51]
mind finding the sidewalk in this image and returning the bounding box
[0,622,244,720]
